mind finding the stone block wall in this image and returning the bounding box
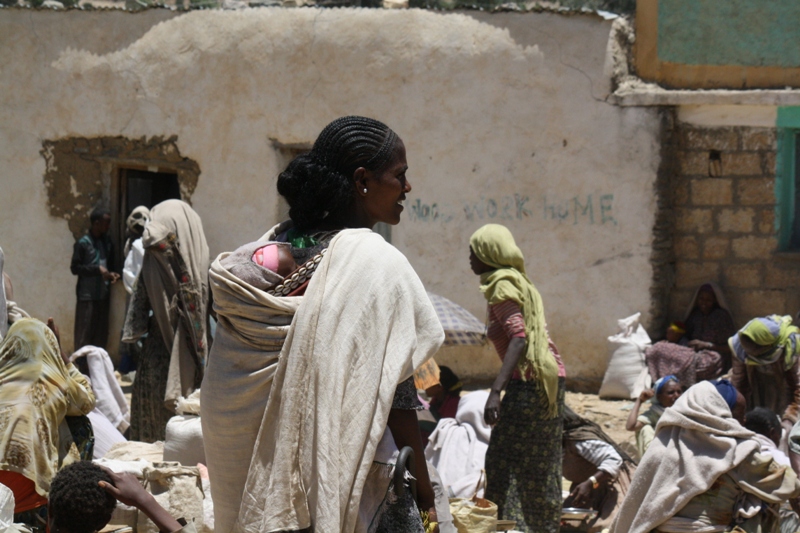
[668,123,800,330]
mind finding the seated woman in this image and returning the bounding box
[611,380,800,533]
[0,318,95,530]
[684,282,736,372]
[562,406,637,533]
[626,375,682,457]
[730,315,800,442]
[646,319,723,388]
[425,391,491,498]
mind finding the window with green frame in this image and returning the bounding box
[776,107,800,250]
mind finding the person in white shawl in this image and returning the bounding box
[123,200,210,443]
[425,391,492,498]
[201,116,444,533]
[610,380,800,533]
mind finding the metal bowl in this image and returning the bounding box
[561,507,599,521]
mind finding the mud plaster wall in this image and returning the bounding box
[43,136,200,239]
[0,9,661,387]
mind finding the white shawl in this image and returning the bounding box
[234,229,444,533]
[425,391,491,498]
[610,381,759,533]
[201,227,300,531]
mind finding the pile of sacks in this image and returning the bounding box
[97,390,213,532]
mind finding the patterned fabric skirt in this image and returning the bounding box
[485,377,565,533]
[130,324,173,443]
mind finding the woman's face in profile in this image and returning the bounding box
[361,139,411,227]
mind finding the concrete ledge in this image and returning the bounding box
[612,84,800,107]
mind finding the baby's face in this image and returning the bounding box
[276,247,299,278]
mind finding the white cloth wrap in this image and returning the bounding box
[234,228,443,533]
[425,391,491,498]
[70,345,131,432]
[123,238,145,294]
[202,227,443,533]
[610,381,760,533]
[201,249,298,532]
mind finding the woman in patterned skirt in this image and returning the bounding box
[469,224,566,533]
[122,200,210,442]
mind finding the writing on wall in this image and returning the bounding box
[542,193,617,225]
[408,193,616,226]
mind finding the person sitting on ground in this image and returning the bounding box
[427,366,463,421]
[745,407,791,467]
[425,391,492,498]
[46,461,194,533]
[626,375,682,457]
[730,315,800,448]
[646,318,724,388]
[610,379,800,533]
[562,406,637,533]
[684,282,736,372]
[0,318,96,530]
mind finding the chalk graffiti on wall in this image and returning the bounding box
[542,193,617,226]
[407,193,617,226]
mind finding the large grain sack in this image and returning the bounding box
[138,463,204,533]
[598,313,652,400]
[163,415,205,466]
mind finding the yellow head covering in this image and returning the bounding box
[0,319,95,496]
[469,224,560,419]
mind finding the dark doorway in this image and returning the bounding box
[123,168,181,215]
[116,168,181,265]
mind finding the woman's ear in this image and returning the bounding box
[353,167,369,195]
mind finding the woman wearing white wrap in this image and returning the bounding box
[201,117,444,533]
[610,380,800,533]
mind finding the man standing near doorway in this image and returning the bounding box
[71,206,119,350]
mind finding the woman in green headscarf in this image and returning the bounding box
[469,223,566,533]
[730,314,800,440]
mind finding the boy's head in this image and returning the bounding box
[49,461,117,533]
[744,407,782,446]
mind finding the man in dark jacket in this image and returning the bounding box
[71,206,119,350]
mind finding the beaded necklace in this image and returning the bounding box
[267,249,327,297]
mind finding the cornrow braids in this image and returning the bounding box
[277,116,400,232]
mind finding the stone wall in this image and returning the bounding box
[669,122,800,329]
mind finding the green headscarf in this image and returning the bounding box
[729,314,800,367]
[470,224,560,419]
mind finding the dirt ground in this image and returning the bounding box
[564,391,639,460]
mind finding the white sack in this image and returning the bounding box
[599,312,652,400]
[164,415,206,467]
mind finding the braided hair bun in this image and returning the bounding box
[277,116,399,231]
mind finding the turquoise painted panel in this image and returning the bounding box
[776,108,800,249]
[658,0,800,68]
[778,107,800,128]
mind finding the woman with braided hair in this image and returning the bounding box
[202,116,444,533]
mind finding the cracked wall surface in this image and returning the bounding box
[43,136,199,239]
[0,8,661,385]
